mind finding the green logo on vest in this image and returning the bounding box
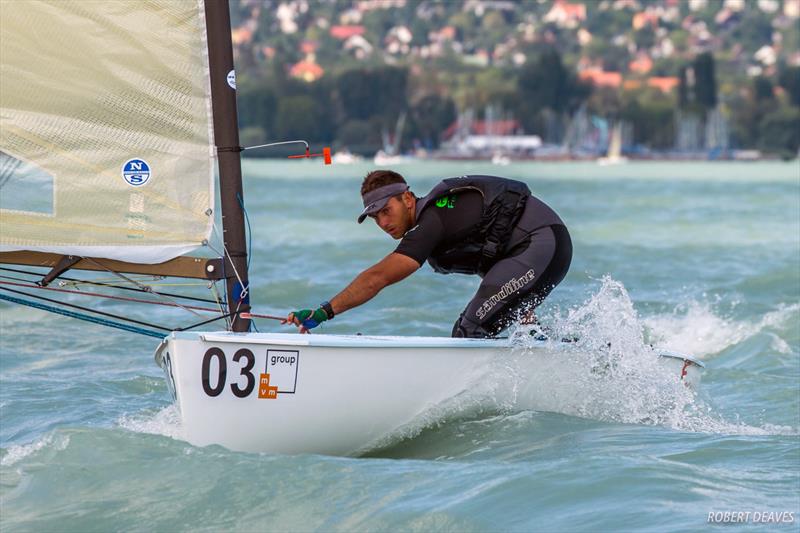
[436,195,456,208]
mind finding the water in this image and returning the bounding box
[2,161,799,531]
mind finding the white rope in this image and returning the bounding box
[209,280,230,330]
[209,219,248,300]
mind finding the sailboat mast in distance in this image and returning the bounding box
[204,0,251,332]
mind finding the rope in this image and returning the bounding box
[209,221,247,299]
[0,293,164,339]
[0,267,219,305]
[209,280,230,329]
[176,311,236,331]
[0,279,284,321]
[82,257,204,318]
[0,279,222,314]
[0,285,172,331]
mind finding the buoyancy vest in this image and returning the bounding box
[414,175,532,275]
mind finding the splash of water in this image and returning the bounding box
[643,300,799,357]
[116,404,185,441]
[373,276,797,449]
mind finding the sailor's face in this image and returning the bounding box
[372,194,413,239]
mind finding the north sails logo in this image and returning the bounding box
[476,269,536,319]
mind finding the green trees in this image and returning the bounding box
[231,38,794,157]
[408,94,457,149]
[692,52,717,110]
[779,66,800,107]
[516,48,590,136]
[758,109,800,159]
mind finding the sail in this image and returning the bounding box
[0,0,215,263]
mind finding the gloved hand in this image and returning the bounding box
[284,307,329,333]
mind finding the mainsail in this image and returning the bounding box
[0,0,215,264]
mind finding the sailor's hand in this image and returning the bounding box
[283,308,329,333]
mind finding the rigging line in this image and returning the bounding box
[203,248,231,329]
[176,311,236,331]
[0,293,164,339]
[82,257,204,318]
[0,267,219,305]
[209,281,230,329]
[0,279,282,321]
[0,279,225,314]
[0,286,172,332]
[236,192,252,271]
[209,220,247,299]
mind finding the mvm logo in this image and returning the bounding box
[258,373,278,399]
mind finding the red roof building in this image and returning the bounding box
[648,76,680,93]
[579,69,623,88]
[543,0,587,28]
[629,54,653,74]
[330,25,365,40]
[290,60,324,82]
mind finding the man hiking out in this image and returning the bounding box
[284,170,572,338]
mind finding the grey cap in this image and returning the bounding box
[357,183,409,223]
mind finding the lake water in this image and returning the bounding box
[1,160,798,531]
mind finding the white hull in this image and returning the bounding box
[155,332,703,455]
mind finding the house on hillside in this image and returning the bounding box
[629,54,653,74]
[290,60,324,82]
[290,42,324,82]
[343,35,373,60]
[330,25,365,40]
[648,76,680,93]
[579,69,623,89]
[385,25,413,55]
[543,0,587,29]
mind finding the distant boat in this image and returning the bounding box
[491,151,510,166]
[373,149,413,166]
[598,123,628,166]
[374,112,411,165]
[331,149,363,164]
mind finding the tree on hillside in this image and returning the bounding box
[693,52,717,109]
[408,94,457,149]
[516,48,591,134]
[759,108,800,159]
[778,66,800,107]
[273,95,329,142]
[336,66,408,127]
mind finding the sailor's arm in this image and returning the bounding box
[282,252,419,332]
[330,252,420,315]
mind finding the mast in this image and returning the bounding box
[204,0,251,332]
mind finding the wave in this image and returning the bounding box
[1,432,70,467]
[116,404,185,441]
[643,300,798,358]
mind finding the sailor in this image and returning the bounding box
[284,170,572,338]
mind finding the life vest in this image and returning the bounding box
[414,175,531,275]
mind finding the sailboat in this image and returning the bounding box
[0,1,703,456]
[373,112,413,165]
[597,122,629,166]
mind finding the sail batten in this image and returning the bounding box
[0,0,215,264]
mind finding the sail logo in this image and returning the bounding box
[122,159,151,187]
[227,69,236,89]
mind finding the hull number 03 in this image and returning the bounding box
[201,347,256,398]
